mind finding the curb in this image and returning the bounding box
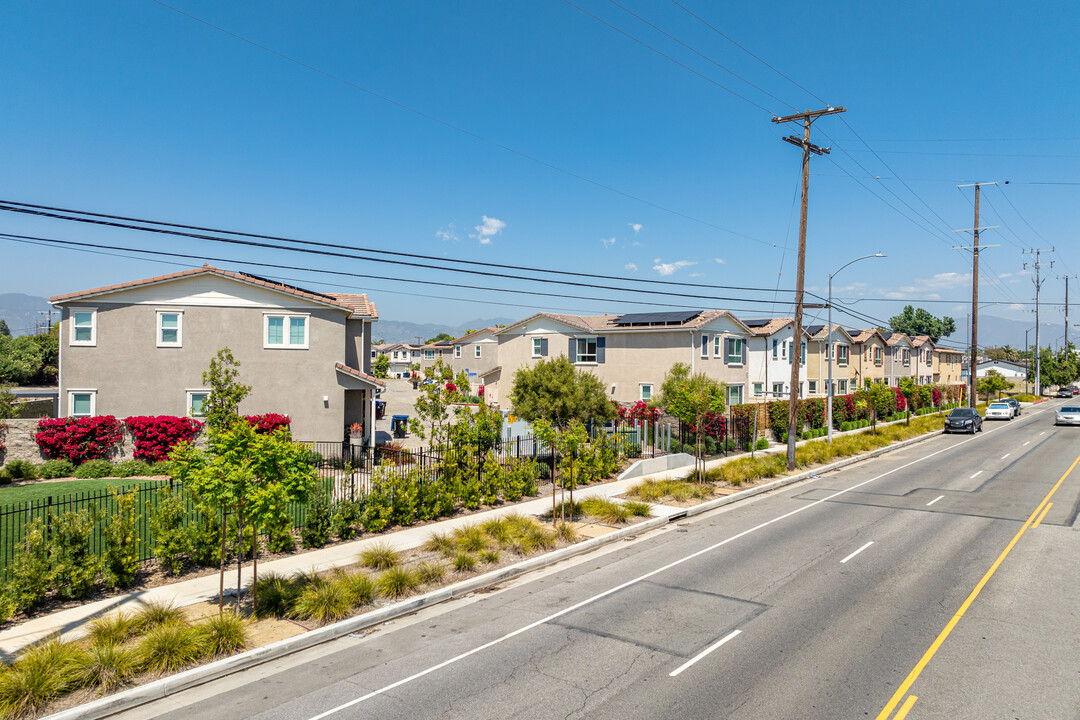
[44,425,945,720]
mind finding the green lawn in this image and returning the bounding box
[0,476,156,506]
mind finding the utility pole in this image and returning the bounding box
[773,106,845,470]
[1024,248,1054,395]
[1059,275,1077,355]
[954,182,1000,407]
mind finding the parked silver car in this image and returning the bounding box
[1055,406,1080,426]
[985,402,1013,421]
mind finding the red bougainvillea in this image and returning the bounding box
[617,401,660,423]
[35,416,124,464]
[124,415,203,462]
[893,387,906,411]
[244,413,292,434]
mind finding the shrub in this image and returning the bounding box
[622,443,642,458]
[244,413,292,434]
[48,508,100,600]
[423,531,456,557]
[124,415,202,463]
[0,637,81,716]
[134,599,185,631]
[338,572,376,606]
[755,438,769,450]
[452,524,489,553]
[265,513,296,554]
[0,467,10,484]
[188,511,226,567]
[86,612,139,646]
[34,416,123,464]
[553,521,579,542]
[292,581,352,624]
[581,497,631,524]
[622,500,653,517]
[148,461,172,475]
[113,459,152,478]
[6,519,49,612]
[331,499,363,540]
[151,485,189,575]
[3,459,38,480]
[194,613,248,656]
[452,551,477,572]
[251,572,302,619]
[73,641,140,691]
[479,548,500,564]
[38,458,75,479]
[138,622,202,673]
[358,542,401,570]
[102,486,142,589]
[74,459,117,479]
[415,561,446,584]
[300,492,332,549]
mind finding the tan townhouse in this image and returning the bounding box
[806,324,856,397]
[883,332,916,386]
[848,329,889,387]
[910,335,936,385]
[933,348,964,385]
[450,328,499,383]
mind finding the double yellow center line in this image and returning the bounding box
[875,450,1080,720]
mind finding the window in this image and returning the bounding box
[801,341,806,365]
[69,390,96,417]
[640,384,652,401]
[576,337,598,363]
[902,349,910,367]
[474,345,482,359]
[157,310,182,347]
[727,384,743,405]
[455,346,461,358]
[187,390,209,418]
[701,334,709,358]
[773,382,785,397]
[874,347,883,366]
[781,341,788,360]
[753,382,763,397]
[838,379,848,394]
[265,314,308,349]
[772,340,778,359]
[714,335,722,357]
[424,350,434,360]
[837,344,849,367]
[532,337,543,358]
[824,342,831,360]
[808,380,818,394]
[71,308,96,345]
[725,337,744,364]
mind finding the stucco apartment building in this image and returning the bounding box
[934,348,965,385]
[450,328,499,382]
[50,265,384,444]
[806,324,856,397]
[481,310,753,408]
[848,329,889,387]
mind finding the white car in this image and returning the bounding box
[1055,406,1080,426]
[985,402,1013,421]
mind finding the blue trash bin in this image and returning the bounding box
[391,415,409,438]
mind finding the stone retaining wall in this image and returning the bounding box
[0,418,137,465]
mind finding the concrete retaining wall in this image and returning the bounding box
[0,418,136,465]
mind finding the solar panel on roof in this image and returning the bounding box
[741,319,772,328]
[613,310,702,326]
[238,272,338,301]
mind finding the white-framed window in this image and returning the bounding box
[801,341,806,365]
[837,344,849,367]
[753,382,763,397]
[808,380,818,394]
[772,382,785,397]
[70,308,96,346]
[902,349,910,366]
[424,349,435,360]
[187,390,209,418]
[474,345,482,359]
[157,310,182,347]
[728,384,743,405]
[874,347,883,366]
[69,389,96,417]
[772,340,779,359]
[725,337,744,364]
[781,341,788,360]
[264,313,308,349]
[701,334,709,358]
[576,337,598,363]
[640,383,652,401]
[532,337,543,358]
[838,379,848,394]
[454,346,461,358]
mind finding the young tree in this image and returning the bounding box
[202,347,251,430]
[411,359,471,450]
[654,364,726,482]
[533,418,589,519]
[864,383,896,434]
[977,370,1013,403]
[509,356,615,429]
[898,377,917,425]
[373,353,390,379]
[888,305,957,343]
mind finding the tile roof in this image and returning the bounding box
[326,293,379,319]
[847,329,882,343]
[744,318,794,337]
[806,324,851,341]
[498,310,751,335]
[453,327,497,343]
[885,332,913,346]
[910,334,933,347]
[334,362,386,388]
[50,264,373,315]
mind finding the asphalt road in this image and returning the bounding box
[112,400,1080,720]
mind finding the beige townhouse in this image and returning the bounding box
[450,328,499,384]
[806,324,856,397]
[933,347,965,385]
[910,335,936,385]
[883,332,916,386]
[848,329,889,387]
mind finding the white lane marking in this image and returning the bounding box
[301,426,1004,720]
[1001,453,1010,460]
[926,495,944,507]
[840,541,875,564]
[1040,431,1046,436]
[969,471,982,479]
[669,629,742,677]
[1023,441,1030,446]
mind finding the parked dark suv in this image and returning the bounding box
[944,407,983,434]
[1003,398,1021,416]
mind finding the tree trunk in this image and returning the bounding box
[218,508,226,615]
[252,527,258,616]
[236,505,243,617]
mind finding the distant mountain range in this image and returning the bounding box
[0,293,54,335]
[952,314,1070,352]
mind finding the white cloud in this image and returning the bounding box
[435,224,459,242]
[689,272,703,278]
[652,259,697,276]
[601,237,616,248]
[882,272,972,299]
[629,223,643,233]
[470,215,506,245]
[631,241,643,247]
[624,263,638,272]
[1008,303,1025,310]
[714,258,726,264]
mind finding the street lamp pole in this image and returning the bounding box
[828,253,886,443]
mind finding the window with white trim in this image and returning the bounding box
[187,390,209,418]
[772,340,778,359]
[725,337,744,364]
[424,349,434,360]
[874,346,883,366]
[781,341,788,360]
[839,379,848,394]
[69,390,96,417]
[727,384,743,405]
[264,314,308,349]
[701,334,709,358]
[772,382,785,397]
[576,337,598,363]
[902,349,910,366]
[640,383,652,401]
[474,345,481,359]
[532,337,543,358]
[454,346,461,358]
[808,380,818,394]
[837,344,849,367]
[71,308,96,346]
[753,382,763,397]
[157,310,182,347]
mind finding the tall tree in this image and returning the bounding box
[888,305,957,343]
[426,332,454,343]
[509,356,615,429]
[373,353,390,379]
[0,319,10,336]
[653,363,726,481]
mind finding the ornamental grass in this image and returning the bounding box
[357,543,402,571]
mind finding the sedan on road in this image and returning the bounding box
[985,402,1013,421]
[1056,388,1073,398]
[1055,406,1080,426]
[944,407,983,433]
[1003,398,1021,416]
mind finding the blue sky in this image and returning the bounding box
[2,1,1078,345]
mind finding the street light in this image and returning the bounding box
[828,252,886,443]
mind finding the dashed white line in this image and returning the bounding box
[1040,431,1046,436]
[669,630,742,677]
[1001,453,1010,460]
[926,495,944,507]
[840,541,875,564]
[969,471,982,479]
[1023,441,1030,446]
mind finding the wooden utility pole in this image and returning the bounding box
[954,182,999,407]
[773,106,845,470]
[1024,248,1054,395]
[1059,275,1077,353]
